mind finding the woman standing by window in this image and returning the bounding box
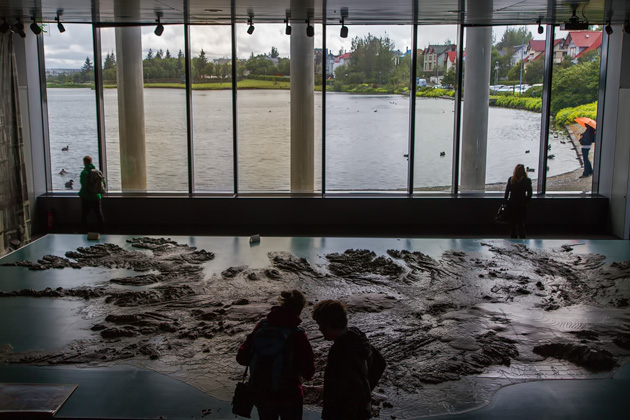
[504,164,532,239]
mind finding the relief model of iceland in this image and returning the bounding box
[1,237,630,418]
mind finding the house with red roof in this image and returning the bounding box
[446,50,457,71]
[332,52,352,74]
[562,31,602,59]
[522,38,565,67]
[423,44,456,73]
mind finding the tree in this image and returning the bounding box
[550,60,600,115]
[524,54,545,84]
[347,34,396,85]
[194,49,209,80]
[442,66,456,88]
[146,48,154,60]
[165,49,172,59]
[103,52,116,70]
[81,57,94,72]
[496,27,532,51]
[270,46,279,58]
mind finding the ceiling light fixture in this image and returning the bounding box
[537,19,544,34]
[605,20,613,35]
[340,17,348,38]
[55,15,65,33]
[306,19,314,37]
[285,19,291,35]
[247,18,255,35]
[30,16,41,35]
[0,19,10,34]
[154,15,164,36]
[12,19,26,38]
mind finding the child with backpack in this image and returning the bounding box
[312,300,386,420]
[78,155,105,233]
[237,290,315,420]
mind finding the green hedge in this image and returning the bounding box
[554,102,598,127]
[251,75,291,83]
[490,95,542,112]
[416,88,455,98]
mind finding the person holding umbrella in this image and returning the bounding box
[575,117,596,178]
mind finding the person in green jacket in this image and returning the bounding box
[79,155,105,232]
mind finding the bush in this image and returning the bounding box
[490,95,542,112]
[554,102,598,127]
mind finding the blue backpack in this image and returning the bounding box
[249,320,299,401]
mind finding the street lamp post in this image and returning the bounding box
[494,61,499,93]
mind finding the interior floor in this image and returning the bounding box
[0,234,629,419]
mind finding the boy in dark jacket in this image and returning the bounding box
[313,300,377,420]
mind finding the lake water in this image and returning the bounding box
[46,88,579,192]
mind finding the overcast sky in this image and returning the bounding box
[43,23,547,69]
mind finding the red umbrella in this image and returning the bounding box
[575,117,596,129]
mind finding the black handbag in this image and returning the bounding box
[495,204,510,224]
[232,366,254,418]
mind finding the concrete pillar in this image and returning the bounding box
[290,23,315,193]
[599,27,630,238]
[460,26,492,191]
[115,26,147,191]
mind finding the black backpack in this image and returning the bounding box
[249,320,299,402]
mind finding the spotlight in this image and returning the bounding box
[154,16,164,36]
[285,19,291,35]
[12,20,26,38]
[340,18,349,38]
[306,20,314,37]
[55,15,65,33]
[605,21,613,35]
[247,18,255,35]
[537,19,544,34]
[0,19,9,34]
[30,17,41,35]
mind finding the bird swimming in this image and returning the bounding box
[65,179,74,189]
[61,145,69,151]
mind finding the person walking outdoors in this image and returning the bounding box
[237,290,315,420]
[79,155,105,233]
[504,164,532,239]
[579,125,596,178]
[312,300,385,420]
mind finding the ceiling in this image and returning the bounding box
[0,1,629,26]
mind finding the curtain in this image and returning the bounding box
[0,33,30,256]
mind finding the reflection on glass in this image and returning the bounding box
[101,25,188,192]
[546,27,602,193]
[191,25,234,193]
[414,26,458,192]
[43,24,98,192]
[325,25,412,192]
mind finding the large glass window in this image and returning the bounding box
[546,26,602,193]
[190,25,234,193]
[459,25,546,193]
[325,25,412,193]
[43,24,98,192]
[100,25,188,193]
[413,25,459,192]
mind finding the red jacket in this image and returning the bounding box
[237,306,315,403]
